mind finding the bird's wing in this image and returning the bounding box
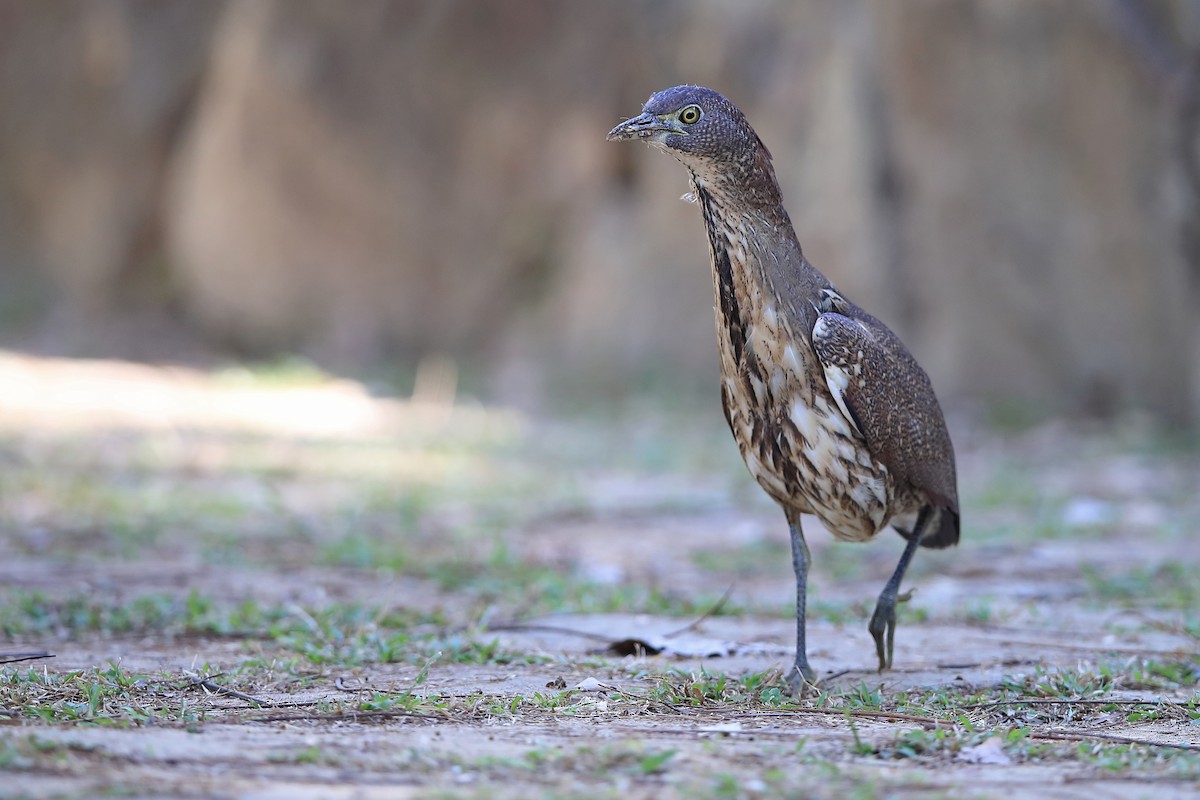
[809,308,958,517]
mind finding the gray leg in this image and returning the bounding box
[786,510,817,696]
[868,506,932,671]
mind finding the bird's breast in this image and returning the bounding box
[705,212,892,540]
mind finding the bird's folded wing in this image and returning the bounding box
[809,311,958,514]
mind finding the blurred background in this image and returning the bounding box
[1,0,1199,426]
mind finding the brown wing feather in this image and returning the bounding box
[810,304,959,545]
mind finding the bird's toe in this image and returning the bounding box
[868,597,896,672]
[789,662,818,698]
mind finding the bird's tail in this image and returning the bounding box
[896,505,960,549]
[919,506,959,549]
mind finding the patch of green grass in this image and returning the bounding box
[952,596,1009,626]
[0,419,568,566]
[686,763,900,800]
[814,682,1200,778]
[267,744,341,765]
[0,654,457,728]
[642,667,796,709]
[0,589,279,639]
[459,741,681,784]
[0,587,539,671]
[5,417,748,619]
[1074,741,1200,776]
[0,662,204,725]
[819,542,878,582]
[468,667,803,720]
[395,543,749,617]
[1083,562,1200,611]
[843,681,887,710]
[998,664,1115,700]
[807,599,863,625]
[0,734,117,775]
[356,688,443,714]
[691,539,790,576]
[970,459,1045,513]
[263,605,533,668]
[1123,657,1200,690]
[963,455,1078,545]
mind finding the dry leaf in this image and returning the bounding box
[956,737,1011,765]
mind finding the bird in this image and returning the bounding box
[607,85,959,695]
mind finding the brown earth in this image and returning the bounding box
[0,353,1197,798]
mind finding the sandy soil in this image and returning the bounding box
[0,353,1197,798]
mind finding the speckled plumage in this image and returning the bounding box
[609,86,959,692]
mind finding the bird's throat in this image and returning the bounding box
[696,184,749,367]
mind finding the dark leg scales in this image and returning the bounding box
[786,511,817,697]
[868,507,931,672]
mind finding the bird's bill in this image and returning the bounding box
[606,112,681,142]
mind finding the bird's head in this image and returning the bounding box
[607,85,772,189]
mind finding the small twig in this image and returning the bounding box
[1062,772,1200,785]
[663,584,735,639]
[183,672,277,707]
[964,698,1177,710]
[607,720,1200,750]
[1124,611,1200,642]
[195,680,271,706]
[484,622,616,644]
[604,714,940,743]
[245,708,445,724]
[831,709,951,728]
[406,653,438,694]
[589,680,696,716]
[718,706,952,729]
[992,637,1192,658]
[489,586,737,646]
[1029,728,1200,752]
[0,652,55,665]
[286,603,325,638]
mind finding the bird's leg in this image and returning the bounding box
[868,507,932,671]
[786,510,817,696]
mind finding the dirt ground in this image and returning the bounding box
[0,353,1197,799]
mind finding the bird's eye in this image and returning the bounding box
[678,104,702,125]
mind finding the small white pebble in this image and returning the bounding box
[580,562,624,585]
[1123,502,1167,529]
[1061,497,1115,528]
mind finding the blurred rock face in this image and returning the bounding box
[0,0,1196,422]
[0,1,222,313]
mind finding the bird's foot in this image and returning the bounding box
[788,661,819,698]
[868,589,914,672]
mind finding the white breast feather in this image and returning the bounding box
[788,398,818,442]
[820,361,861,437]
[782,344,802,373]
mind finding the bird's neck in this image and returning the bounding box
[693,171,830,345]
[687,147,786,215]
[691,165,806,288]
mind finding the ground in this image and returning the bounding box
[0,352,1197,799]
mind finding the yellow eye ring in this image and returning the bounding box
[679,104,702,125]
